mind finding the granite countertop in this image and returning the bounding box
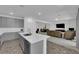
[19,32,50,44]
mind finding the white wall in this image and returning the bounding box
[35,19,76,31]
[24,17,37,34]
[49,19,76,31]
[36,21,50,29]
[23,17,76,34]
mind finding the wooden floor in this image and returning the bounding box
[0,39,79,54]
[47,41,79,54]
[0,39,23,54]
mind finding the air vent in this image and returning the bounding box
[19,5,24,7]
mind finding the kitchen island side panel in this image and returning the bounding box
[30,40,43,54]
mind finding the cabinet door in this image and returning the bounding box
[15,19,20,28]
[15,19,24,28]
[23,39,30,54]
[19,20,24,28]
[31,40,43,54]
[7,18,16,28]
[1,17,7,27]
[0,17,24,28]
[0,17,2,27]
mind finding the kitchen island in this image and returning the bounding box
[19,32,50,54]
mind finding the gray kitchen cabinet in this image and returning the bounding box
[19,35,43,54]
[23,39,30,54]
[19,20,24,28]
[15,19,20,28]
[0,17,2,27]
[15,19,24,28]
[24,40,43,54]
[30,40,43,54]
[7,18,15,28]
[19,35,30,54]
[19,34,25,52]
[7,18,20,28]
[0,17,24,28]
[1,17,7,27]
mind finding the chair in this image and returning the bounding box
[47,30,62,38]
[64,31,75,40]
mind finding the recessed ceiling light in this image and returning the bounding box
[55,18,59,21]
[27,18,33,23]
[38,12,42,15]
[9,12,14,15]
[19,5,24,7]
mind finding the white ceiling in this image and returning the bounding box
[0,5,78,22]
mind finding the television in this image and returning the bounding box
[69,28,74,31]
[56,23,65,28]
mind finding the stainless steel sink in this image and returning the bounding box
[23,33,32,36]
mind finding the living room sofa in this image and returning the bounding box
[47,30,62,38]
[47,29,76,40]
[64,31,76,40]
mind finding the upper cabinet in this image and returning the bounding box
[7,18,16,27]
[0,16,24,28]
[0,17,2,27]
[0,17,7,27]
[14,19,24,28]
[1,17,7,27]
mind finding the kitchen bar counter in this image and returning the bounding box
[19,32,50,54]
[19,32,50,44]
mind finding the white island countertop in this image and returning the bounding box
[19,32,50,44]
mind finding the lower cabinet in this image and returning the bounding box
[30,40,43,54]
[19,36,43,54]
[24,40,43,54]
[23,39,30,54]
